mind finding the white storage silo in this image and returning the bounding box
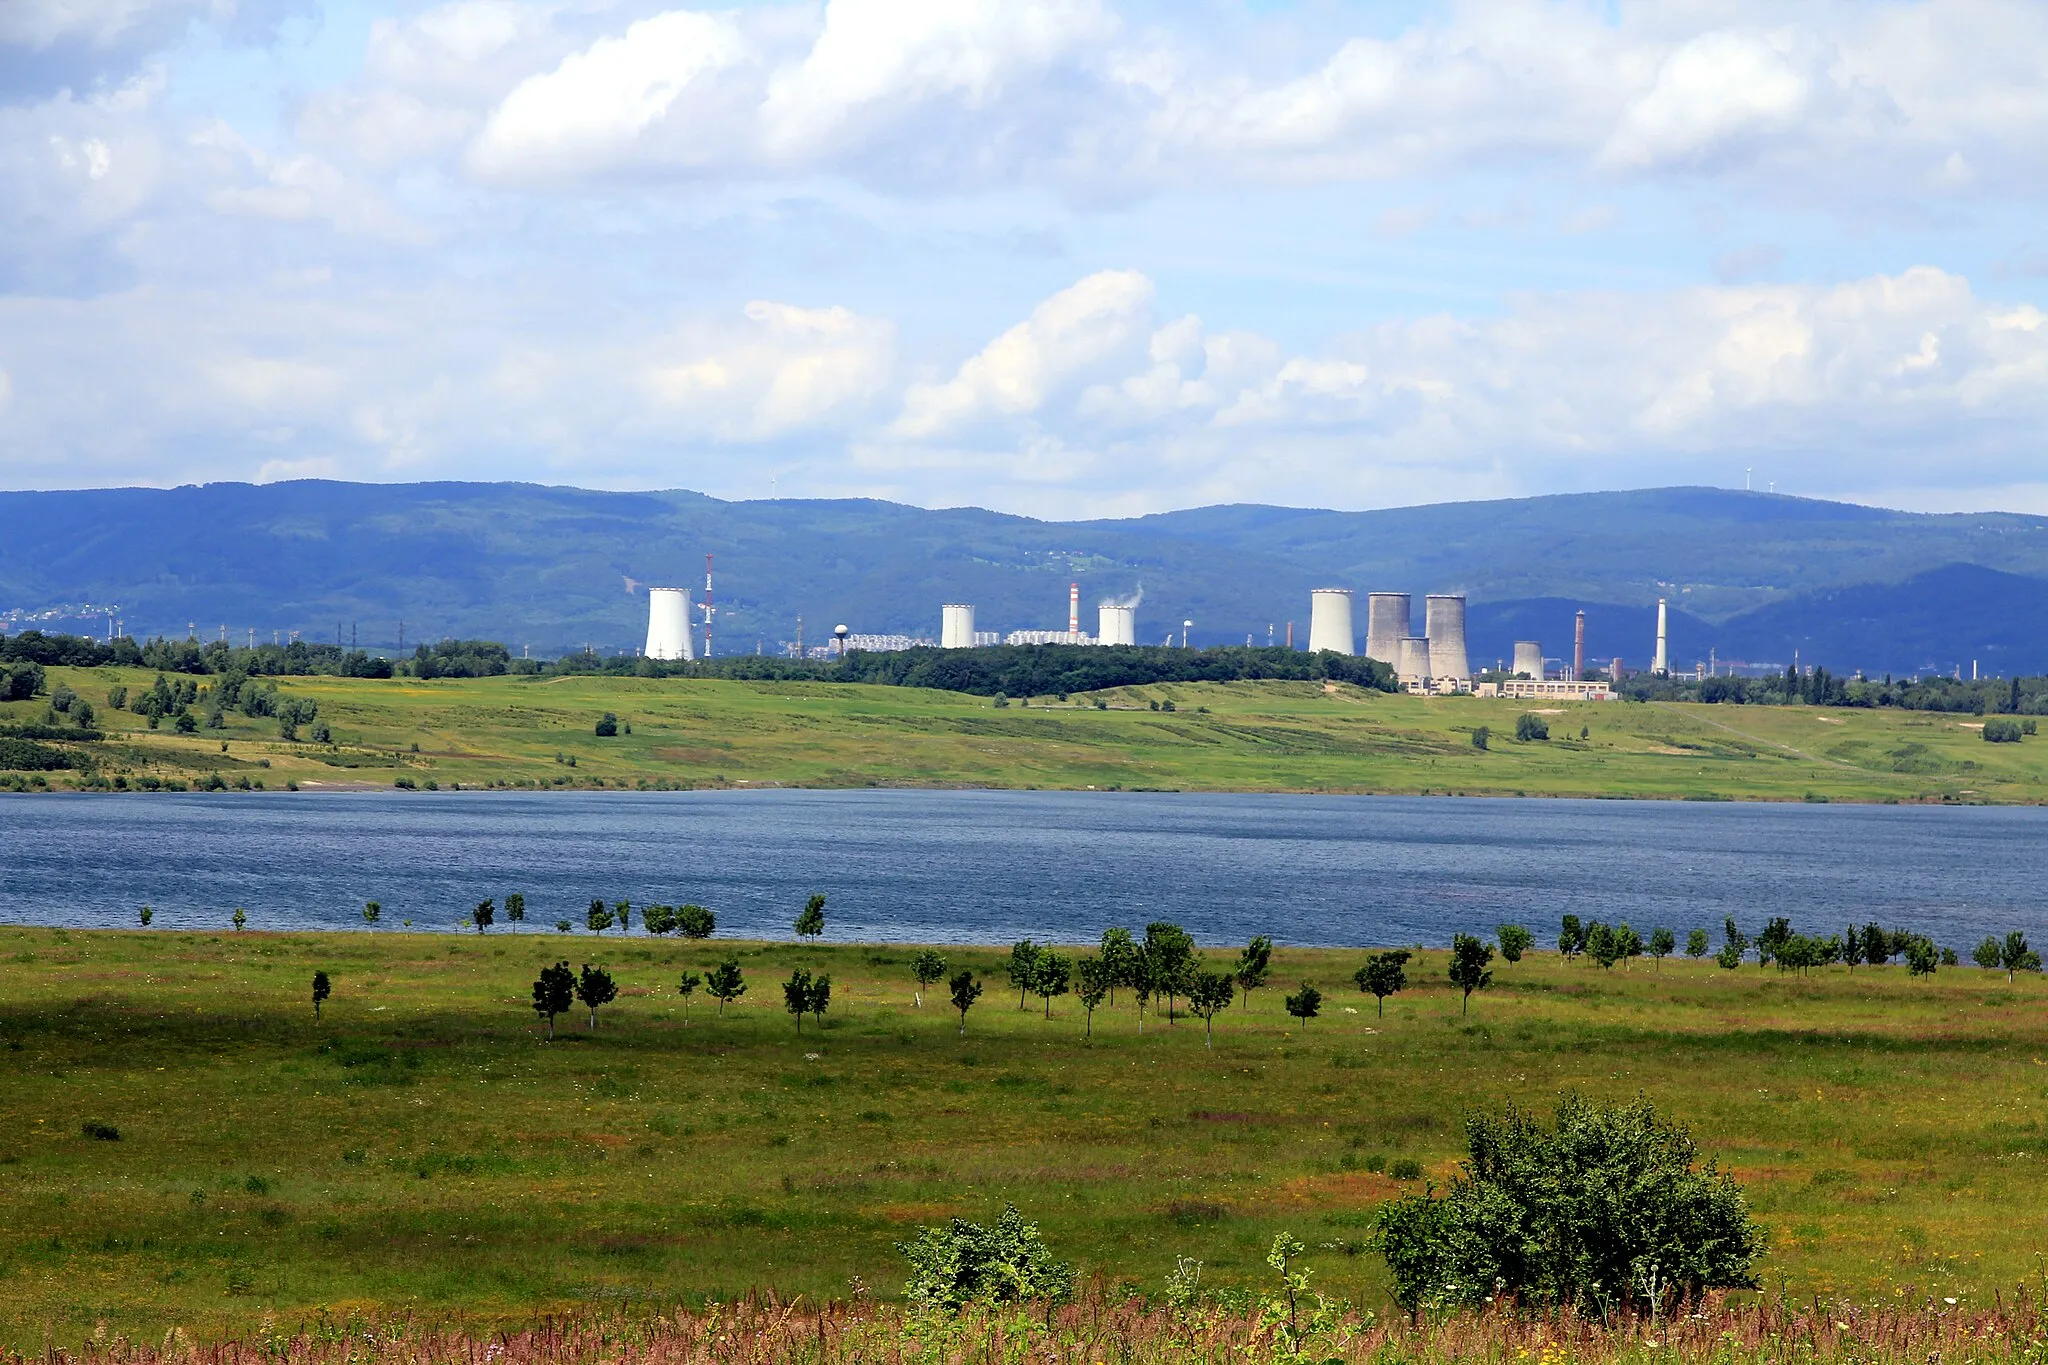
[1308,589,1355,654]
[941,604,976,649]
[1364,593,1410,665]
[1097,603,1136,646]
[1424,595,1469,681]
[1512,640,1544,679]
[644,587,695,661]
[1397,636,1433,687]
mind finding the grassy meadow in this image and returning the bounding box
[10,664,2048,802]
[5,925,2048,1347]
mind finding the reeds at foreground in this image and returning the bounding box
[18,1291,2048,1365]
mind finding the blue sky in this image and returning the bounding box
[3,0,2047,517]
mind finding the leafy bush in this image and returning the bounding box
[898,1204,1073,1312]
[1470,726,1489,750]
[676,904,716,938]
[1375,1094,1763,1313]
[594,712,619,737]
[81,1121,122,1141]
[1515,713,1549,742]
[1983,718,2023,743]
[1389,1158,1423,1181]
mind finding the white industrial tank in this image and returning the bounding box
[1097,603,1136,646]
[1307,589,1355,654]
[644,587,695,661]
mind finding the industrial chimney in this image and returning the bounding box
[1425,595,1470,681]
[1364,593,1410,665]
[1308,589,1356,655]
[1512,640,1544,680]
[1572,610,1586,683]
[1067,583,1080,644]
[941,604,976,649]
[644,587,696,661]
[1653,598,1669,675]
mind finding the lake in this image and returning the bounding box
[2,789,2043,948]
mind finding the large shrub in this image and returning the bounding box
[1375,1095,1763,1313]
[899,1204,1073,1312]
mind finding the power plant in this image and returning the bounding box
[1364,593,1410,665]
[1308,589,1355,654]
[1396,636,1434,688]
[1098,603,1137,646]
[1512,640,1544,679]
[643,587,696,661]
[1424,595,1469,681]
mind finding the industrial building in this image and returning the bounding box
[1098,603,1137,646]
[1308,589,1355,654]
[1364,593,1408,664]
[1477,678,1616,701]
[643,587,696,661]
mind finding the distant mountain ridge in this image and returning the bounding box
[2,481,2045,675]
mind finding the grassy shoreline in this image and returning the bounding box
[5,925,2047,1346]
[6,667,2047,804]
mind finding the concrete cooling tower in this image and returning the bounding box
[1364,593,1411,665]
[1397,636,1433,686]
[1424,595,1469,681]
[1097,604,1137,646]
[941,604,976,649]
[1512,641,1544,679]
[1307,589,1355,654]
[644,587,695,661]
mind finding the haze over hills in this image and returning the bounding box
[3,481,2046,676]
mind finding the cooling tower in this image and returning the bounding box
[1308,589,1355,654]
[644,587,695,661]
[1512,641,1544,679]
[941,604,976,649]
[1364,593,1410,665]
[1397,636,1433,686]
[1652,598,1669,675]
[1424,595,1469,681]
[1097,603,1137,647]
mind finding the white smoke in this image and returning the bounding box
[1098,585,1144,610]
[623,574,643,595]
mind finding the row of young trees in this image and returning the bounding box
[1531,913,2035,978]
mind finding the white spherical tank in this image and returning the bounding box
[1424,595,1469,681]
[941,604,977,649]
[1397,636,1433,686]
[1097,603,1136,646]
[1512,640,1544,679]
[1364,593,1411,665]
[1308,589,1355,654]
[644,587,695,661]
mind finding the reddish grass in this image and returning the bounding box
[17,1291,2048,1365]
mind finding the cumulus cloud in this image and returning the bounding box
[893,269,1151,437]
[469,9,747,180]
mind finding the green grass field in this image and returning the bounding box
[11,666,2048,802]
[5,925,2047,1348]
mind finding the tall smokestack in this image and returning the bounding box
[1653,598,1668,675]
[1068,583,1079,643]
[1572,611,1586,683]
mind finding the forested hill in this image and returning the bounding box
[4,481,2048,675]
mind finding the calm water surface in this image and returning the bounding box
[3,790,2044,946]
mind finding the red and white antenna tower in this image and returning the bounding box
[1067,582,1079,643]
[703,553,715,659]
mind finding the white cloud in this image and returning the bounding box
[469,9,747,180]
[893,269,1152,437]
[760,0,1115,157]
